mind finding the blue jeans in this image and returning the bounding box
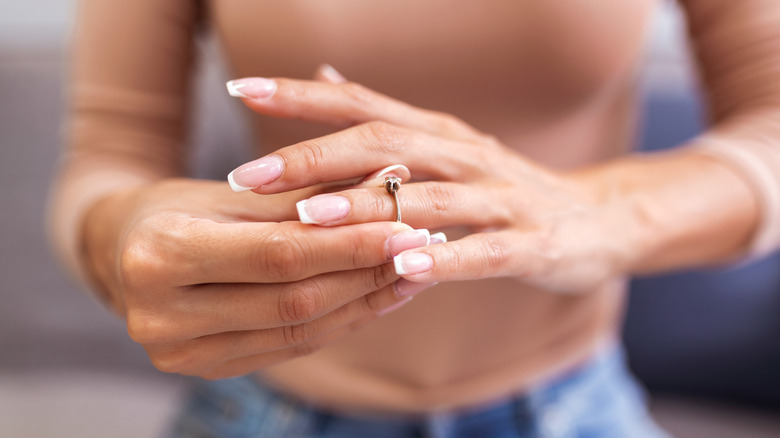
[167,346,669,438]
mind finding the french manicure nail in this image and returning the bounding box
[319,64,347,83]
[378,297,413,316]
[226,78,278,99]
[359,164,409,185]
[430,232,448,244]
[227,156,284,191]
[296,195,351,224]
[386,229,430,257]
[394,253,433,275]
[376,164,408,179]
[394,279,437,298]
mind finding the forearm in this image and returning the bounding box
[572,119,780,275]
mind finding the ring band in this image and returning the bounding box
[384,176,402,222]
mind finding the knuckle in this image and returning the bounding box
[476,237,507,275]
[256,233,306,280]
[281,321,318,346]
[426,110,486,141]
[480,133,502,148]
[367,264,396,291]
[434,238,506,278]
[439,244,467,275]
[360,289,387,314]
[342,232,379,269]
[342,82,374,106]
[361,120,404,153]
[126,310,178,345]
[365,190,392,222]
[419,183,456,219]
[148,348,195,375]
[119,216,194,289]
[297,140,327,171]
[118,235,166,290]
[291,341,321,358]
[278,281,325,324]
[431,111,465,133]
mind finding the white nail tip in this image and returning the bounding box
[226,81,250,98]
[415,229,431,245]
[393,255,408,275]
[227,171,253,192]
[296,200,316,224]
[431,232,448,243]
[376,164,407,180]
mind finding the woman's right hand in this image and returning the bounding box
[81,176,430,379]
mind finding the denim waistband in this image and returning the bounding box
[168,344,668,438]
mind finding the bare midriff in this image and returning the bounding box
[208,0,657,414]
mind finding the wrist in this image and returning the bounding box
[565,150,761,275]
[562,165,649,276]
[80,186,142,316]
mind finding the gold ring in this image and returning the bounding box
[384,176,402,222]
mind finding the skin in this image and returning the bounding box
[74,74,759,380]
[233,76,760,278]
[78,164,439,378]
[50,0,780,409]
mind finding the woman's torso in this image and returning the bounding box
[208,0,657,413]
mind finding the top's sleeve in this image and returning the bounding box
[68,0,201,173]
[680,0,780,257]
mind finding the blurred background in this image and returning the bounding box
[1,1,779,437]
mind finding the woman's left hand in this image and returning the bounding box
[226,75,634,293]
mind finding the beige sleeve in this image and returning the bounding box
[680,0,780,257]
[49,0,201,291]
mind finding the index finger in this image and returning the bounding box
[227,77,486,143]
[226,122,489,194]
[139,219,431,286]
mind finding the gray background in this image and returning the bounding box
[1,1,779,437]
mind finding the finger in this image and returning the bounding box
[151,279,425,374]
[155,220,425,285]
[210,183,321,222]
[129,262,400,345]
[226,76,486,143]
[391,231,534,283]
[356,164,411,187]
[183,263,411,335]
[196,317,372,380]
[314,63,347,84]
[196,279,432,379]
[295,182,513,229]
[227,122,490,194]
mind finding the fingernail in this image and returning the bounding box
[296,195,351,224]
[430,232,448,244]
[360,164,409,184]
[319,64,347,83]
[376,164,407,180]
[226,78,278,99]
[394,279,437,298]
[227,156,284,191]
[394,253,433,275]
[378,297,413,316]
[386,229,430,257]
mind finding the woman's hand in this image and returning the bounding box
[226,76,636,293]
[81,176,431,379]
